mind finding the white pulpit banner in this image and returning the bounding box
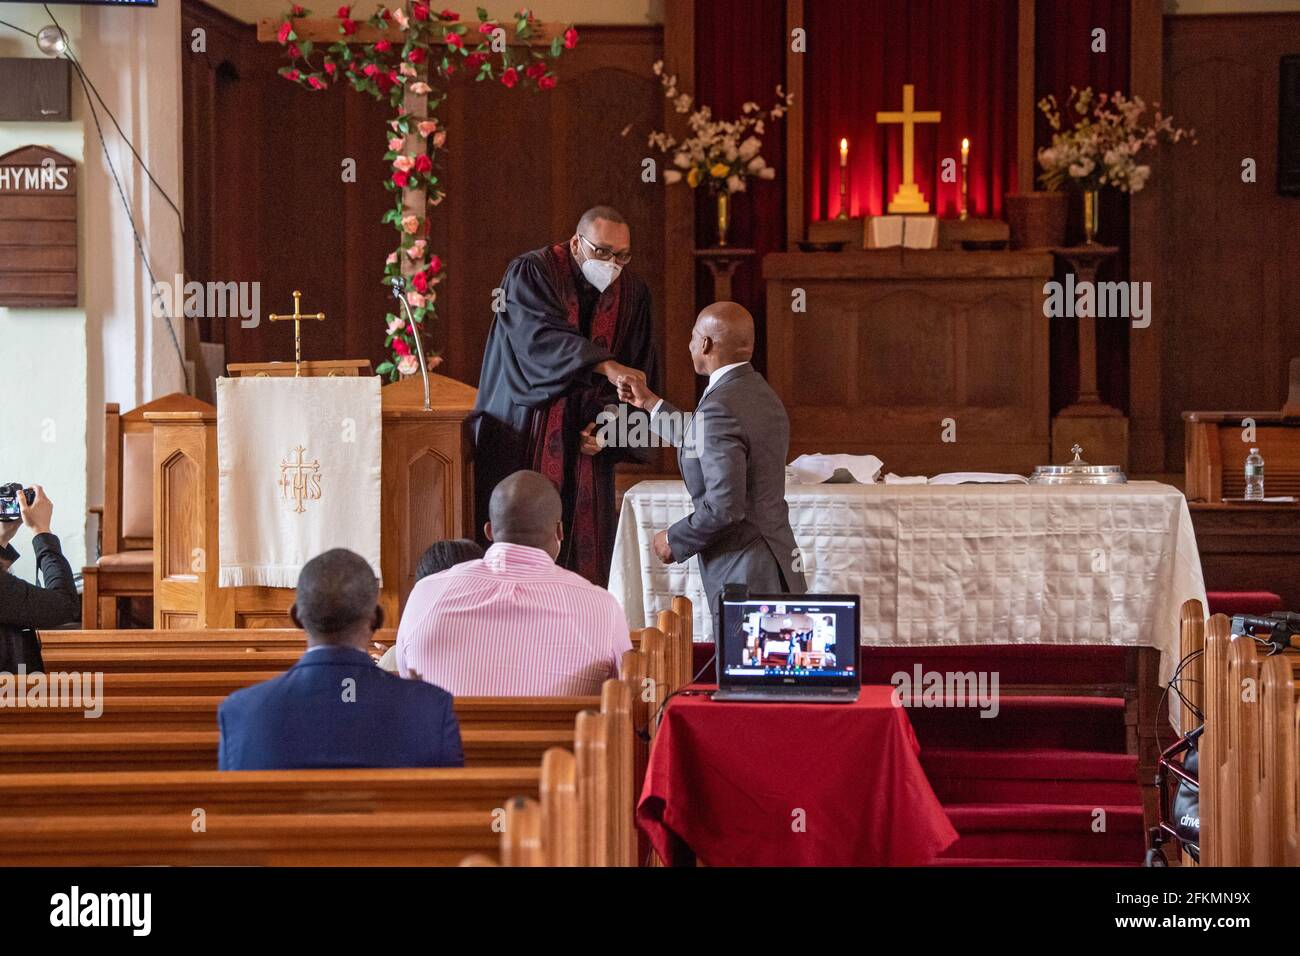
[216,376,382,588]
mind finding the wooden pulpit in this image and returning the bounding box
[146,370,476,628]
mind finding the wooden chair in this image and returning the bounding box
[82,394,209,628]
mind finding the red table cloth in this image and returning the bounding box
[636,685,958,866]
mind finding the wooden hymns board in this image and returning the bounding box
[0,145,77,308]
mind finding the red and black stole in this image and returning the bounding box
[527,242,623,584]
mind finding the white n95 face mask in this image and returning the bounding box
[581,257,622,293]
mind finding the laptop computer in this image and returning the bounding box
[712,593,860,703]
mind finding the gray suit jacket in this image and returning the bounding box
[654,364,807,620]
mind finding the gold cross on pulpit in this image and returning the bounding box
[876,84,942,214]
[267,290,326,377]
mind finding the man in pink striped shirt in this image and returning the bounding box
[396,470,631,696]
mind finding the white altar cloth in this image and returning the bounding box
[608,480,1207,686]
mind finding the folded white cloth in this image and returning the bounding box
[929,472,1029,485]
[217,376,382,588]
[788,453,883,485]
[883,473,928,485]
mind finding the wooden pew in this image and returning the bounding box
[1255,653,1300,866]
[0,766,541,817]
[0,727,574,773]
[39,628,394,650]
[0,810,501,866]
[0,694,599,734]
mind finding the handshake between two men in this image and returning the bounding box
[611,302,808,621]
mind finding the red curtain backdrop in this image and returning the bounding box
[693,0,788,375]
[805,0,1019,223]
[1035,0,1131,416]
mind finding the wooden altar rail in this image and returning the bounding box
[144,374,475,629]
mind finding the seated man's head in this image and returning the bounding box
[484,470,563,561]
[414,538,484,581]
[291,548,382,648]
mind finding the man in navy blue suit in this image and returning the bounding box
[218,548,463,770]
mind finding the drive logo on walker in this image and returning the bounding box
[49,886,152,936]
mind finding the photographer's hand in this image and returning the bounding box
[18,485,52,535]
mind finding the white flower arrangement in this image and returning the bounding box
[645,59,793,194]
[1037,87,1193,193]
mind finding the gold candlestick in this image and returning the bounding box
[960,137,970,221]
[837,137,849,220]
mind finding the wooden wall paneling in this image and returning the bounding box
[784,0,804,246]
[1156,12,1300,474]
[1128,0,1163,473]
[663,0,697,414]
[1016,0,1035,193]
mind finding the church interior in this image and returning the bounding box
[0,0,1298,893]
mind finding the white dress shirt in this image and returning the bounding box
[651,361,749,417]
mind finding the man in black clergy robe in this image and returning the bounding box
[473,206,657,586]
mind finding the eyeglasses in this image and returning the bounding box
[577,233,632,266]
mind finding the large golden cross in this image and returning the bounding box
[267,290,326,377]
[876,84,942,214]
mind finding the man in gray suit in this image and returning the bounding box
[618,301,806,631]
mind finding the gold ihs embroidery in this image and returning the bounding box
[278,445,322,513]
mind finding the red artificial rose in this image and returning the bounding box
[323,60,337,75]
[308,75,326,89]
[412,270,429,294]
[386,69,398,85]
[411,2,429,20]
[285,68,300,81]
[525,61,545,79]
[336,5,350,17]
[539,74,557,90]
[564,26,578,49]
[500,66,518,88]
[291,4,305,15]
[444,62,457,76]
[445,32,463,49]
[408,47,426,64]
[288,43,301,58]
[392,170,410,188]
[341,18,358,35]
[479,21,496,34]
[362,62,379,77]
[428,254,442,274]
[438,7,458,19]
[392,338,410,356]
[414,155,433,174]
[276,21,292,44]
[375,39,391,52]
[464,51,486,70]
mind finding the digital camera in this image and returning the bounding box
[0,483,35,522]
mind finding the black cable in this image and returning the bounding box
[43,7,185,234]
[0,17,38,39]
[67,38,190,383]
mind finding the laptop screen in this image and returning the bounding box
[718,595,860,686]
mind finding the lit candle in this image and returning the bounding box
[840,137,848,168]
[961,137,970,162]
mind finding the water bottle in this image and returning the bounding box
[1244,448,1265,500]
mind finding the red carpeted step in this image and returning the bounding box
[903,696,1128,751]
[922,747,1139,805]
[931,857,1136,867]
[939,803,1145,863]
